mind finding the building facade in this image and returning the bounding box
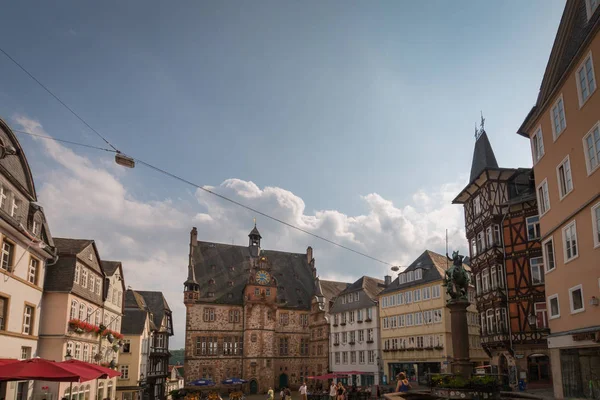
[517,1,600,397]
[166,366,184,398]
[329,276,385,386]
[0,118,56,400]
[378,250,488,385]
[117,291,152,400]
[124,289,174,400]
[37,239,124,400]
[453,128,551,388]
[183,225,346,393]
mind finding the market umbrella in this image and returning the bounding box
[60,360,121,379]
[0,359,19,367]
[189,379,216,386]
[0,358,99,382]
[222,378,247,385]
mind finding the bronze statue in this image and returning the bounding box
[442,251,470,302]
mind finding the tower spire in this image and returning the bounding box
[469,114,498,181]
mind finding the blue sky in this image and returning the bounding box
[0,1,565,347]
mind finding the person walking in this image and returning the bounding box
[336,382,345,400]
[268,387,274,400]
[285,387,292,400]
[300,382,308,400]
[329,381,337,400]
[280,388,285,400]
[395,373,411,393]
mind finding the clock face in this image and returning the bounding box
[255,270,271,285]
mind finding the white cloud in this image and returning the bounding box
[14,115,468,349]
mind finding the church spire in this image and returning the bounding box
[248,220,262,257]
[184,227,199,303]
[469,113,498,181]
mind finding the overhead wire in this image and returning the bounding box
[1,45,398,268]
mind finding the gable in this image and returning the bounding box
[0,119,36,200]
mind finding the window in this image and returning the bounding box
[83,344,89,362]
[359,350,365,364]
[335,352,340,364]
[341,312,347,324]
[415,269,422,280]
[491,266,498,289]
[486,226,493,247]
[81,269,88,288]
[399,273,406,284]
[480,313,486,335]
[20,346,31,360]
[548,294,560,319]
[482,269,490,293]
[349,311,355,323]
[1,241,14,271]
[413,289,421,302]
[89,274,95,294]
[70,300,78,320]
[497,265,505,289]
[470,238,477,257]
[367,328,374,342]
[74,342,81,360]
[542,237,556,272]
[530,257,545,285]
[229,310,240,323]
[368,350,375,364]
[407,271,414,282]
[397,293,404,305]
[414,312,423,325]
[586,0,600,19]
[534,302,548,329]
[350,351,356,364]
[422,287,430,300]
[432,285,440,298]
[526,216,540,241]
[476,231,485,253]
[20,258,36,287]
[493,224,501,245]
[473,195,482,216]
[357,309,363,322]
[95,309,100,325]
[10,196,19,217]
[576,52,596,105]
[366,307,372,320]
[486,309,496,334]
[349,331,356,342]
[406,314,413,326]
[96,278,101,295]
[532,127,545,163]
[254,288,259,296]
[79,303,86,320]
[423,310,432,324]
[562,221,578,262]
[342,352,348,364]
[354,292,359,301]
[593,202,600,248]
[119,365,129,379]
[203,308,215,322]
[433,309,442,323]
[569,285,585,314]
[342,332,347,343]
[551,95,567,138]
[557,156,573,199]
[584,123,600,174]
[496,308,508,333]
[0,186,5,209]
[476,274,481,295]
[87,306,93,322]
[537,179,550,216]
[405,291,412,303]
[122,339,131,353]
[0,295,8,331]
[74,264,80,284]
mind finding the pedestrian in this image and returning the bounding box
[336,382,345,400]
[268,387,274,400]
[395,373,411,393]
[300,382,308,400]
[329,381,337,400]
[285,387,292,400]
[280,388,285,400]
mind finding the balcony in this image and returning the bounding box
[340,322,346,326]
[366,340,374,344]
[150,347,170,357]
[333,342,340,347]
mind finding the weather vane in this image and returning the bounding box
[474,111,485,140]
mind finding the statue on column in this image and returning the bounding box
[442,251,470,302]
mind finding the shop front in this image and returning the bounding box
[387,362,441,385]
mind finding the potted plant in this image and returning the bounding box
[112,344,120,352]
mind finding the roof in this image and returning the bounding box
[329,276,386,313]
[248,225,261,238]
[121,309,148,335]
[518,0,600,136]
[320,280,350,300]
[470,131,499,182]
[100,260,121,276]
[380,250,467,295]
[53,238,94,255]
[0,118,37,200]
[134,290,171,331]
[190,239,323,309]
[503,168,537,207]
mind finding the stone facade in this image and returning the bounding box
[184,226,345,393]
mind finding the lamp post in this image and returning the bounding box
[527,314,537,329]
[65,351,73,361]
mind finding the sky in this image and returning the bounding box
[0,1,566,348]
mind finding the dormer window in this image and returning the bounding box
[10,196,19,218]
[400,273,406,284]
[0,185,6,209]
[208,279,215,285]
[88,253,93,262]
[415,269,422,280]
[407,271,414,282]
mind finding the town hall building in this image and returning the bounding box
[183,225,347,393]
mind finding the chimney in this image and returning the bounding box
[384,275,391,286]
[190,227,198,247]
[306,246,313,263]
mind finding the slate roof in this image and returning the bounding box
[53,238,93,255]
[190,239,323,309]
[329,276,386,313]
[380,250,468,295]
[518,0,600,135]
[0,118,37,200]
[121,308,148,335]
[470,131,499,182]
[135,291,171,332]
[320,280,350,301]
[100,260,121,276]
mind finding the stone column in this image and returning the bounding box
[448,300,472,379]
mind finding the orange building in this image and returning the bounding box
[517,0,600,398]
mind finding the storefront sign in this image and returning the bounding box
[572,331,600,342]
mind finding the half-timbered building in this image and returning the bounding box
[453,125,551,389]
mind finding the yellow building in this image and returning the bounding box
[378,250,488,385]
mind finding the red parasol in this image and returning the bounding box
[60,360,121,378]
[0,358,100,382]
[0,359,19,367]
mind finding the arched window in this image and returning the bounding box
[491,266,498,289]
[64,387,72,400]
[70,300,78,320]
[66,342,73,359]
[79,303,86,320]
[107,382,113,399]
[84,384,90,400]
[87,306,93,320]
[482,269,490,292]
[97,382,104,400]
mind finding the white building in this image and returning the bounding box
[329,276,386,386]
[0,119,56,400]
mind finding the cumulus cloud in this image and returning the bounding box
[14,115,468,348]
